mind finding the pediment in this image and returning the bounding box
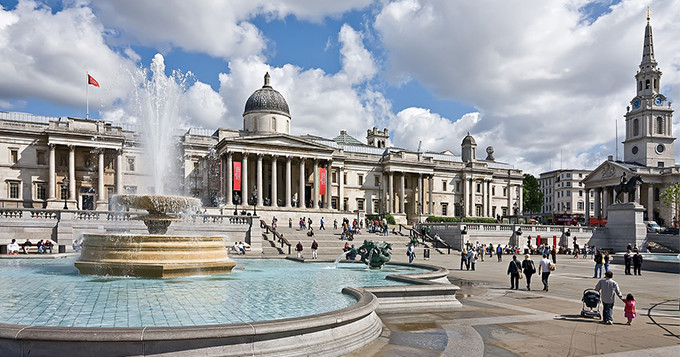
[583,161,634,185]
[220,134,334,153]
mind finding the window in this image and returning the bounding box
[656,116,664,134]
[476,183,481,193]
[374,176,380,187]
[566,182,571,187]
[343,173,347,185]
[8,181,19,199]
[36,150,46,165]
[442,180,447,191]
[126,157,135,171]
[372,199,379,213]
[492,186,496,195]
[476,205,482,216]
[10,149,18,164]
[35,182,46,200]
[441,203,448,216]
[271,117,276,130]
[455,181,460,192]
[357,174,363,186]
[658,162,664,168]
[502,207,507,216]
[633,119,640,136]
[566,202,571,210]
[193,161,200,175]
[567,173,571,178]
[332,171,337,184]
[579,190,583,197]
[579,173,583,178]
[331,198,337,210]
[577,202,584,210]
[343,198,348,211]
[503,187,508,196]
[357,198,364,211]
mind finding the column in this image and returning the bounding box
[647,184,654,220]
[325,161,332,209]
[226,152,233,205]
[115,149,123,195]
[399,173,405,214]
[585,189,591,224]
[256,154,263,206]
[286,157,292,208]
[312,159,319,209]
[428,176,433,215]
[594,189,601,219]
[299,158,306,208]
[388,172,394,214]
[97,149,105,204]
[634,183,641,203]
[518,184,523,214]
[463,177,470,217]
[602,188,609,218]
[480,178,486,217]
[242,154,248,204]
[48,144,56,199]
[271,156,278,207]
[68,145,76,201]
[486,181,492,217]
[418,173,423,216]
[507,184,513,216]
[338,166,344,211]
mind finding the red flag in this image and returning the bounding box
[233,162,242,191]
[88,74,100,87]
[319,168,327,195]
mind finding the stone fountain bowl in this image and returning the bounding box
[114,194,201,215]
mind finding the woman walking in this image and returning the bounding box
[521,254,536,290]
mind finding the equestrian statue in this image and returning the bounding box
[613,173,643,203]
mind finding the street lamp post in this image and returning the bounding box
[233,192,241,215]
[61,178,69,210]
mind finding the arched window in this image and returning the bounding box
[271,117,276,130]
[645,79,650,89]
[633,119,640,136]
[656,116,664,134]
[654,78,658,90]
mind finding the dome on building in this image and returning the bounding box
[243,72,291,118]
[461,132,476,146]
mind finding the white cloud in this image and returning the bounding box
[0,1,136,113]
[391,108,479,153]
[183,81,227,128]
[374,0,680,174]
[92,0,375,59]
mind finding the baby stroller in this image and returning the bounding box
[581,289,601,319]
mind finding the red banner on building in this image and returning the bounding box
[233,162,242,191]
[319,168,327,195]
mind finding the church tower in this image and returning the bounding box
[623,13,675,168]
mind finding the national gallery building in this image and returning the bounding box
[0,73,524,224]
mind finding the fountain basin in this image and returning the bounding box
[74,233,235,277]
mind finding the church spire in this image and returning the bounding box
[640,7,657,70]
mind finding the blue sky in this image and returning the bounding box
[0,0,677,175]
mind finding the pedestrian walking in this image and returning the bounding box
[521,254,536,291]
[624,250,632,275]
[507,255,522,290]
[550,246,557,264]
[333,219,338,230]
[624,293,636,325]
[593,249,603,278]
[594,271,624,325]
[632,250,643,275]
[538,254,551,291]
[311,240,318,259]
[295,241,304,259]
[319,217,325,230]
[496,245,503,262]
[470,250,478,271]
[604,251,611,272]
[407,242,415,264]
[460,248,468,270]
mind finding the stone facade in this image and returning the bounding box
[538,169,594,224]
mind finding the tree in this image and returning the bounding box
[522,174,543,215]
[660,183,680,227]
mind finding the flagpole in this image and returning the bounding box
[86,72,89,119]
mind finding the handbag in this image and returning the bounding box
[549,262,556,271]
[515,261,523,279]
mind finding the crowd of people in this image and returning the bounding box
[6,238,54,254]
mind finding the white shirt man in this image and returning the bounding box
[538,255,552,291]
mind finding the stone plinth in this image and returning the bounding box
[594,202,647,252]
[75,233,235,278]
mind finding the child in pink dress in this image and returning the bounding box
[624,293,636,325]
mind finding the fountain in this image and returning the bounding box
[341,240,393,269]
[74,194,236,277]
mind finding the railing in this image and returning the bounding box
[0,208,59,220]
[260,219,291,254]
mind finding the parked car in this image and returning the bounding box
[644,221,662,233]
[660,227,679,235]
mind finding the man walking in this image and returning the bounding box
[538,254,551,291]
[320,217,325,230]
[595,271,624,325]
[593,249,603,278]
[311,240,318,259]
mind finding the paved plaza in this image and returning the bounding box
[348,248,680,357]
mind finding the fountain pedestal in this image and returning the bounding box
[75,195,236,277]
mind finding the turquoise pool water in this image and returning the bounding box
[0,258,426,328]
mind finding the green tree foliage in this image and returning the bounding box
[660,183,680,226]
[522,173,543,215]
